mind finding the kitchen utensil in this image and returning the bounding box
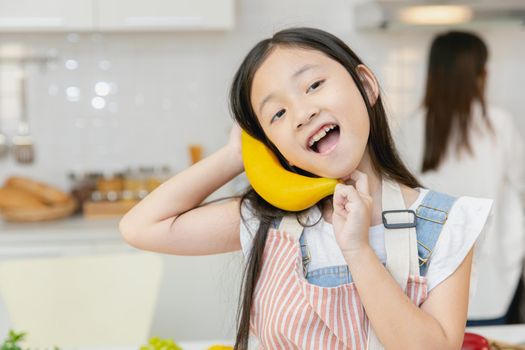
[12,74,34,164]
[0,93,8,159]
[0,119,8,159]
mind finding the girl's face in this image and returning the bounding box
[250,46,371,179]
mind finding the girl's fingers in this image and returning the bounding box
[349,170,370,196]
[334,184,349,206]
[345,184,363,203]
[334,183,370,211]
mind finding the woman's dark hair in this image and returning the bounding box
[229,27,421,349]
[422,30,491,172]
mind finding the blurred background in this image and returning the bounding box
[0,0,524,348]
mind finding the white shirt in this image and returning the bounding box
[394,103,525,318]
[240,188,492,294]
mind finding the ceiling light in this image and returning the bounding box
[399,5,473,25]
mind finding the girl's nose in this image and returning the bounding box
[295,107,319,129]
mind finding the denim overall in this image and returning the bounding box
[298,190,457,287]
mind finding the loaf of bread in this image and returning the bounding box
[0,176,77,222]
[4,176,70,205]
[2,197,76,222]
[0,187,48,210]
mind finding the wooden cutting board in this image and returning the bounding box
[83,200,139,219]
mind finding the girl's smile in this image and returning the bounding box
[306,123,340,155]
[250,46,371,179]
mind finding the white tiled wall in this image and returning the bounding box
[1,0,524,193]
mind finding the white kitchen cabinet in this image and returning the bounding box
[95,0,235,31]
[0,217,242,341]
[0,0,234,32]
[0,0,93,32]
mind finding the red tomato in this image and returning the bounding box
[461,332,490,350]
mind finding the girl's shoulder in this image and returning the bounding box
[421,188,493,292]
[419,188,493,229]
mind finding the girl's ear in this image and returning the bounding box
[356,64,379,106]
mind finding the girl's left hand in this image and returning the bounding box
[332,170,373,257]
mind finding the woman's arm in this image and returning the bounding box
[119,125,245,256]
[345,246,472,350]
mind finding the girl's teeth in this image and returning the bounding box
[309,124,337,147]
[313,131,326,142]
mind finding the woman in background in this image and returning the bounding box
[396,30,525,325]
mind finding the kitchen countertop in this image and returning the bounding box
[0,215,122,243]
[466,324,525,344]
[63,325,525,349]
[0,215,132,259]
[75,340,234,350]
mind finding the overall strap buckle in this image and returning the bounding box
[382,209,417,229]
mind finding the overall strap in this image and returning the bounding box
[278,215,304,241]
[382,179,419,289]
[415,190,457,276]
[368,179,418,350]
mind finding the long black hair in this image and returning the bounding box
[422,30,491,172]
[229,27,421,349]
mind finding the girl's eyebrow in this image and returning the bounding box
[258,64,320,114]
[292,63,319,79]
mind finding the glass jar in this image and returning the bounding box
[123,167,142,200]
[97,171,124,201]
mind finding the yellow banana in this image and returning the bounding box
[241,130,338,212]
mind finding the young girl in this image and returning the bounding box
[120,27,492,349]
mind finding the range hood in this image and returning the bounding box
[354,0,525,30]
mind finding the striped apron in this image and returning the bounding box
[249,179,428,349]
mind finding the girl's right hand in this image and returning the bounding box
[332,170,373,257]
[226,123,244,172]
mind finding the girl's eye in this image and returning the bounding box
[307,79,325,93]
[271,109,286,123]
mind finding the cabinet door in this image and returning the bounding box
[0,0,93,32]
[96,0,234,31]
